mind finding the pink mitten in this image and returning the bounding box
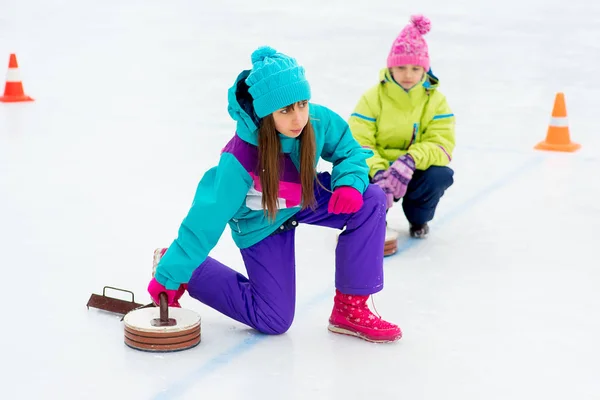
[382,154,415,200]
[328,186,364,214]
[372,170,395,209]
[147,277,186,307]
[372,170,386,183]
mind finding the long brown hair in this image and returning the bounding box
[258,114,317,221]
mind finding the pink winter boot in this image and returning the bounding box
[152,247,187,307]
[328,290,402,343]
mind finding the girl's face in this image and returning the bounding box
[272,100,309,138]
[390,65,425,90]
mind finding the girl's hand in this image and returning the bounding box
[327,186,364,214]
[382,154,416,200]
[147,277,186,307]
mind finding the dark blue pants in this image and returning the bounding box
[402,166,453,225]
[372,166,454,225]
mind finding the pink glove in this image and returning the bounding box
[328,186,364,214]
[147,277,187,307]
[372,170,386,183]
[372,170,395,209]
[381,154,415,201]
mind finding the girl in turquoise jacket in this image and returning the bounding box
[147,46,401,343]
[349,15,455,244]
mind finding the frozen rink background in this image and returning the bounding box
[1,0,600,398]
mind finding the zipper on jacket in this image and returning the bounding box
[232,218,241,233]
[408,123,417,147]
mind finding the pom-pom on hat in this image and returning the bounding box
[245,46,312,118]
[387,15,432,71]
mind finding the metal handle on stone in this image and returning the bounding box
[159,292,169,323]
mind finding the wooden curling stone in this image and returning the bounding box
[384,240,398,256]
[123,292,201,352]
[384,227,399,257]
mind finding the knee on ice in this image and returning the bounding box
[257,312,294,335]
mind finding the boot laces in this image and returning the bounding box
[370,295,382,319]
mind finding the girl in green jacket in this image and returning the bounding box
[349,14,455,248]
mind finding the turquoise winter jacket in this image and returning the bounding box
[154,69,372,289]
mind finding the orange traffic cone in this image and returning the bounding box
[0,54,34,103]
[534,92,580,152]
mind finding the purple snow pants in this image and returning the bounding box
[187,172,386,335]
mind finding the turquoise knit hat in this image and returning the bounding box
[245,46,311,118]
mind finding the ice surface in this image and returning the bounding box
[1,0,600,398]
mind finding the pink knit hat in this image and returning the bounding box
[387,15,431,71]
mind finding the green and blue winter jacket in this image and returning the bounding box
[349,68,455,177]
[154,70,372,289]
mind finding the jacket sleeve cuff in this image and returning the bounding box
[154,270,183,290]
[333,174,367,194]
